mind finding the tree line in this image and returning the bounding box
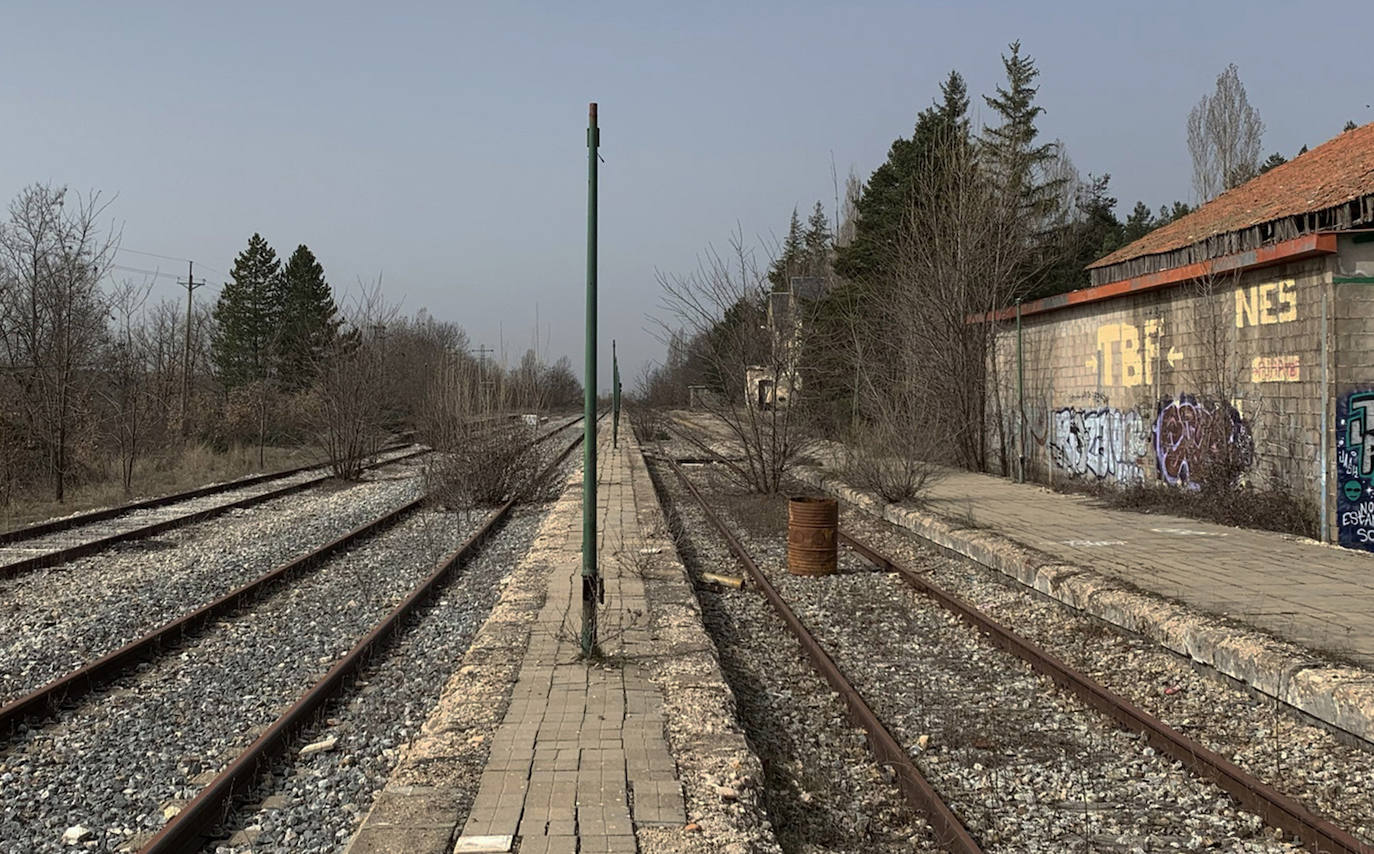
[0,183,581,505]
[641,44,1361,497]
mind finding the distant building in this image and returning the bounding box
[746,275,827,409]
[987,122,1374,548]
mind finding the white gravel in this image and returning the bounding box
[0,506,478,853]
[0,458,428,706]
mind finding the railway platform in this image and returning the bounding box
[347,422,770,854]
[793,450,1374,744]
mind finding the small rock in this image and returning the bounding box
[683,822,701,833]
[299,736,338,756]
[62,826,92,845]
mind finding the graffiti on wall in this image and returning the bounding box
[1049,407,1148,484]
[1251,355,1300,383]
[1153,395,1253,488]
[1085,319,1182,387]
[1337,391,1374,549]
[1235,279,1297,328]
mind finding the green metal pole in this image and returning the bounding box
[581,102,599,657]
[612,339,620,449]
[1016,299,1025,483]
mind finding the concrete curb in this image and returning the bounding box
[626,426,781,854]
[793,464,1374,746]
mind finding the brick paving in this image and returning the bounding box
[452,427,685,854]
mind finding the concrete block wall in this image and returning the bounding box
[991,251,1348,539]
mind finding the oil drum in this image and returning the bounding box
[787,496,837,576]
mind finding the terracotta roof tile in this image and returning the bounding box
[1089,121,1374,270]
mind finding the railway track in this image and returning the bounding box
[664,458,1372,854]
[0,444,427,581]
[0,419,584,852]
[0,416,584,731]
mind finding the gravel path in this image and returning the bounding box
[0,458,428,706]
[702,482,1304,853]
[207,503,555,854]
[651,461,939,854]
[0,507,478,854]
[841,508,1374,848]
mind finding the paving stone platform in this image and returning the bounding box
[453,431,686,854]
[351,424,693,854]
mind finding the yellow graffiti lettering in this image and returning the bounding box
[1236,280,1297,328]
[1091,321,1164,386]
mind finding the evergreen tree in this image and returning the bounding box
[1121,201,1157,243]
[767,209,805,291]
[802,202,831,277]
[212,233,283,388]
[277,244,341,388]
[980,41,1061,222]
[1344,120,1358,132]
[1259,152,1288,173]
[833,69,970,282]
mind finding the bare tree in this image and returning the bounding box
[100,279,154,493]
[307,279,397,479]
[655,229,817,494]
[1188,64,1265,202]
[0,185,118,501]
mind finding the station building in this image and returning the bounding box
[988,121,1374,549]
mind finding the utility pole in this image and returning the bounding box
[582,101,600,657]
[469,345,494,412]
[178,261,207,436]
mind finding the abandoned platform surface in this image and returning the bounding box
[879,465,1374,667]
[347,422,766,854]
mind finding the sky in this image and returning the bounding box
[3,1,1371,391]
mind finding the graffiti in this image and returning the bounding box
[1085,320,1182,387]
[1235,279,1297,328]
[1049,407,1147,484]
[1251,355,1300,383]
[1337,390,1374,549]
[1152,396,1253,488]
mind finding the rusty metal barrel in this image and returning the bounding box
[787,496,838,576]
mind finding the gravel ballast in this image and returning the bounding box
[0,506,479,853]
[697,480,1305,853]
[209,503,555,854]
[651,461,940,854]
[0,458,428,706]
[841,508,1374,848]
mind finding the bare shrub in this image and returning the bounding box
[841,422,944,504]
[425,422,550,511]
[654,229,819,494]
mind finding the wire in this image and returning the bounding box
[116,248,227,281]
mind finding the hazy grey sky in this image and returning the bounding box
[3,1,1369,390]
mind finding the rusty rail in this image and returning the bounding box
[665,459,984,854]
[138,429,586,854]
[0,437,419,546]
[0,447,430,581]
[840,530,1373,854]
[0,498,421,736]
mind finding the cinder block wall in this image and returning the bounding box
[989,250,1350,539]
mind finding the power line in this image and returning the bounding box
[116,248,227,281]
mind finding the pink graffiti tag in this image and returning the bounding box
[1153,397,1252,487]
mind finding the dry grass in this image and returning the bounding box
[0,442,318,532]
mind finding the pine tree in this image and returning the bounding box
[1344,120,1358,132]
[833,69,970,282]
[1259,152,1288,173]
[768,208,805,291]
[212,233,283,388]
[802,202,831,277]
[981,41,1061,222]
[1121,201,1157,243]
[277,244,341,388]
